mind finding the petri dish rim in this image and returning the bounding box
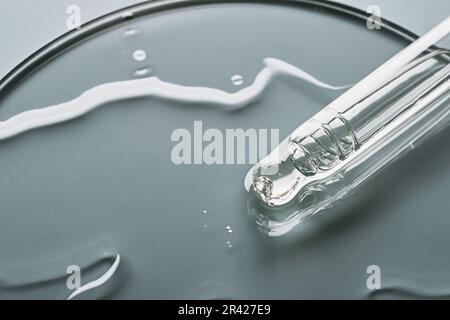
[0,0,421,99]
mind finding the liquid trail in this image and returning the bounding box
[0,240,121,299]
[0,58,348,141]
[0,240,116,287]
[68,254,120,300]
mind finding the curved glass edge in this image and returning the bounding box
[0,0,421,99]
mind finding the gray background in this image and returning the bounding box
[0,1,449,300]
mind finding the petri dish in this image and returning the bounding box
[0,0,448,299]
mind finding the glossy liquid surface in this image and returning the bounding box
[0,2,449,299]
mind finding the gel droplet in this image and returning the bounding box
[133,50,147,62]
[132,66,153,78]
[123,28,140,37]
[231,74,244,86]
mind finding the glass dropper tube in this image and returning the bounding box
[248,17,450,235]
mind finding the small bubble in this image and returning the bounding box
[225,225,233,234]
[226,240,233,248]
[133,49,147,62]
[203,224,208,229]
[231,74,244,86]
[131,66,153,78]
[202,210,207,215]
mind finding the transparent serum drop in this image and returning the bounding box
[132,66,153,78]
[123,28,140,37]
[231,74,244,86]
[133,49,147,62]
